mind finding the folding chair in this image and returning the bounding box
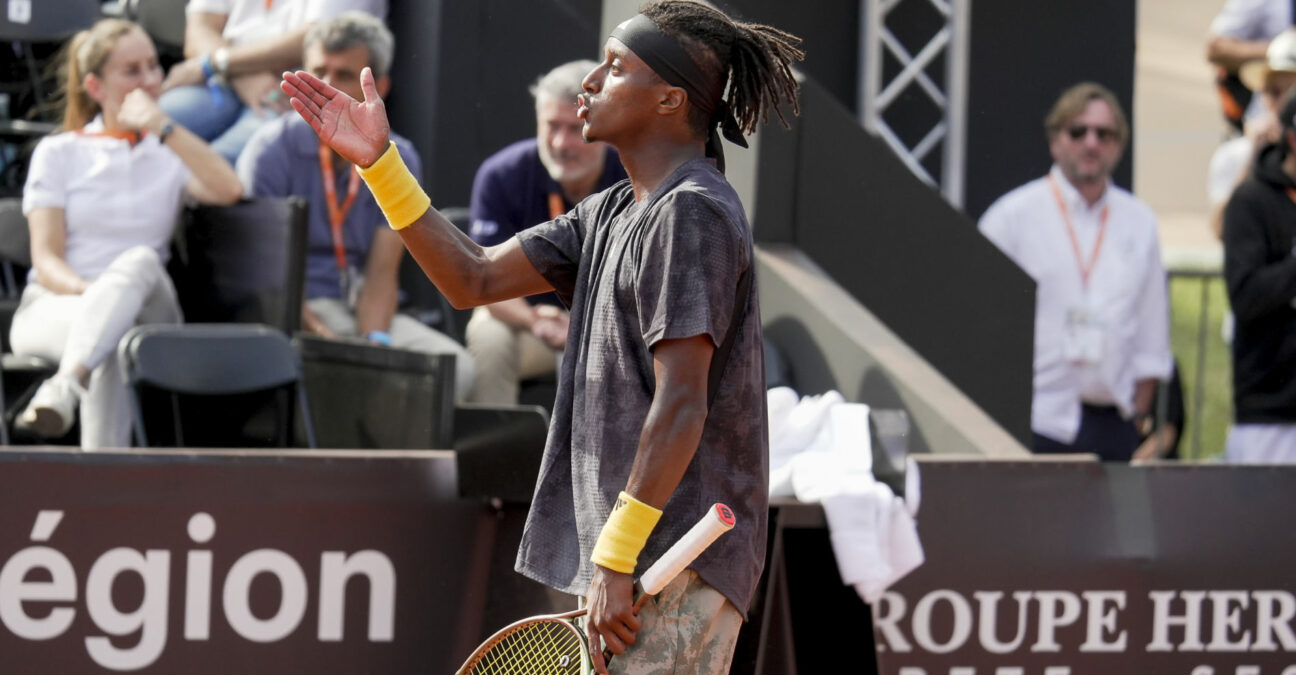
[119,323,317,448]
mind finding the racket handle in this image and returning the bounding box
[638,503,735,597]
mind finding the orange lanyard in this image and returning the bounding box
[548,192,566,220]
[319,144,362,289]
[265,0,273,10]
[1048,173,1108,291]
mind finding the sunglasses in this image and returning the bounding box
[1065,124,1120,143]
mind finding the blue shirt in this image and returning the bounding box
[468,138,626,307]
[237,113,422,301]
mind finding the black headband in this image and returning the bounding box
[610,13,749,172]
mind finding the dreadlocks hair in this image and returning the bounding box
[639,0,804,139]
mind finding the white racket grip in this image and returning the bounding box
[638,503,736,596]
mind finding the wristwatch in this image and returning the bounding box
[212,47,230,76]
[157,120,176,145]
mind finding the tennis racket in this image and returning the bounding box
[455,502,737,675]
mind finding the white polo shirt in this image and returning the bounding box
[185,0,389,47]
[22,117,191,283]
[979,166,1174,444]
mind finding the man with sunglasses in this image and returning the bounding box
[979,82,1173,461]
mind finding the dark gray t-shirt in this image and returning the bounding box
[514,158,768,617]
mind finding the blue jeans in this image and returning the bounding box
[158,83,273,165]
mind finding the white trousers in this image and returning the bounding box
[306,297,476,401]
[1226,424,1296,464]
[9,246,182,449]
[464,306,559,405]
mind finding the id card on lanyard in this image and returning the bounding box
[1049,174,1108,366]
[320,144,362,300]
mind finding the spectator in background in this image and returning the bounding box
[1206,0,1292,133]
[13,18,242,448]
[238,11,474,400]
[1208,28,1296,240]
[159,0,387,164]
[979,82,1173,462]
[464,60,627,405]
[1220,89,1296,463]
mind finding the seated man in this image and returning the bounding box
[464,60,627,405]
[237,11,474,399]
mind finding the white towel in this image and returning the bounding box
[766,389,926,603]
[822,487,925,603]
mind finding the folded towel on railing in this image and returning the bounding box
[766,387,925,603]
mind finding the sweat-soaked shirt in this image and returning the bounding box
[514,158,768,617]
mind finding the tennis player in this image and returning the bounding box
[281,2,802,672]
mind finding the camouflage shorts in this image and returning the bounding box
[594,569,743,675]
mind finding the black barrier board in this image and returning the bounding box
[874,459,1296,674]
[0,448,493,673]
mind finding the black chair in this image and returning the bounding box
[169,196,309,335]
[119,323,317,448]
[121,0,186,70]
[0,0,101,117]
[0,198,57,445]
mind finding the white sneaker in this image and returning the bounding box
[18,374,85,438]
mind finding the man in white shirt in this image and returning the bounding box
[979,82,1174,461]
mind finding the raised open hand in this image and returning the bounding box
[281,67,391,168]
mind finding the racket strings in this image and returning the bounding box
[465,619,586,675]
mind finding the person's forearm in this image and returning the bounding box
[485,297,538,331]
[396,210,497,308]
[32,255,89,296]
[1133,378,1158,418]
[224,26,312,77]
[184,12,228,59]
[625,379,708,508]
[1207,36,1270,70]
[162,120,242,204]
[355,278,398,337]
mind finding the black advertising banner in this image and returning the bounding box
[0,448,495,674]
[874,458,1296,675]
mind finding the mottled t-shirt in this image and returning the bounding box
[514,158,768,617]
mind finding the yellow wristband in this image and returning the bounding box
[355,141,430,231]
[591,491,663,574]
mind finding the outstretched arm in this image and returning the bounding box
[280,68,552,308]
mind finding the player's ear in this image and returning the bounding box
[658,85,686,117]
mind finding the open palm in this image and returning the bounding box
[280,67,391,168]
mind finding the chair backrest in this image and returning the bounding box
[0,0,100,41]
[0,198,31,300]
[119,323,317,448]
[128,0,185,51]
[169,196,308,334]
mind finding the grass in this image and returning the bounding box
[1168,273,1231,461]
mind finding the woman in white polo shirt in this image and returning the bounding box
[12,18,243,449]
